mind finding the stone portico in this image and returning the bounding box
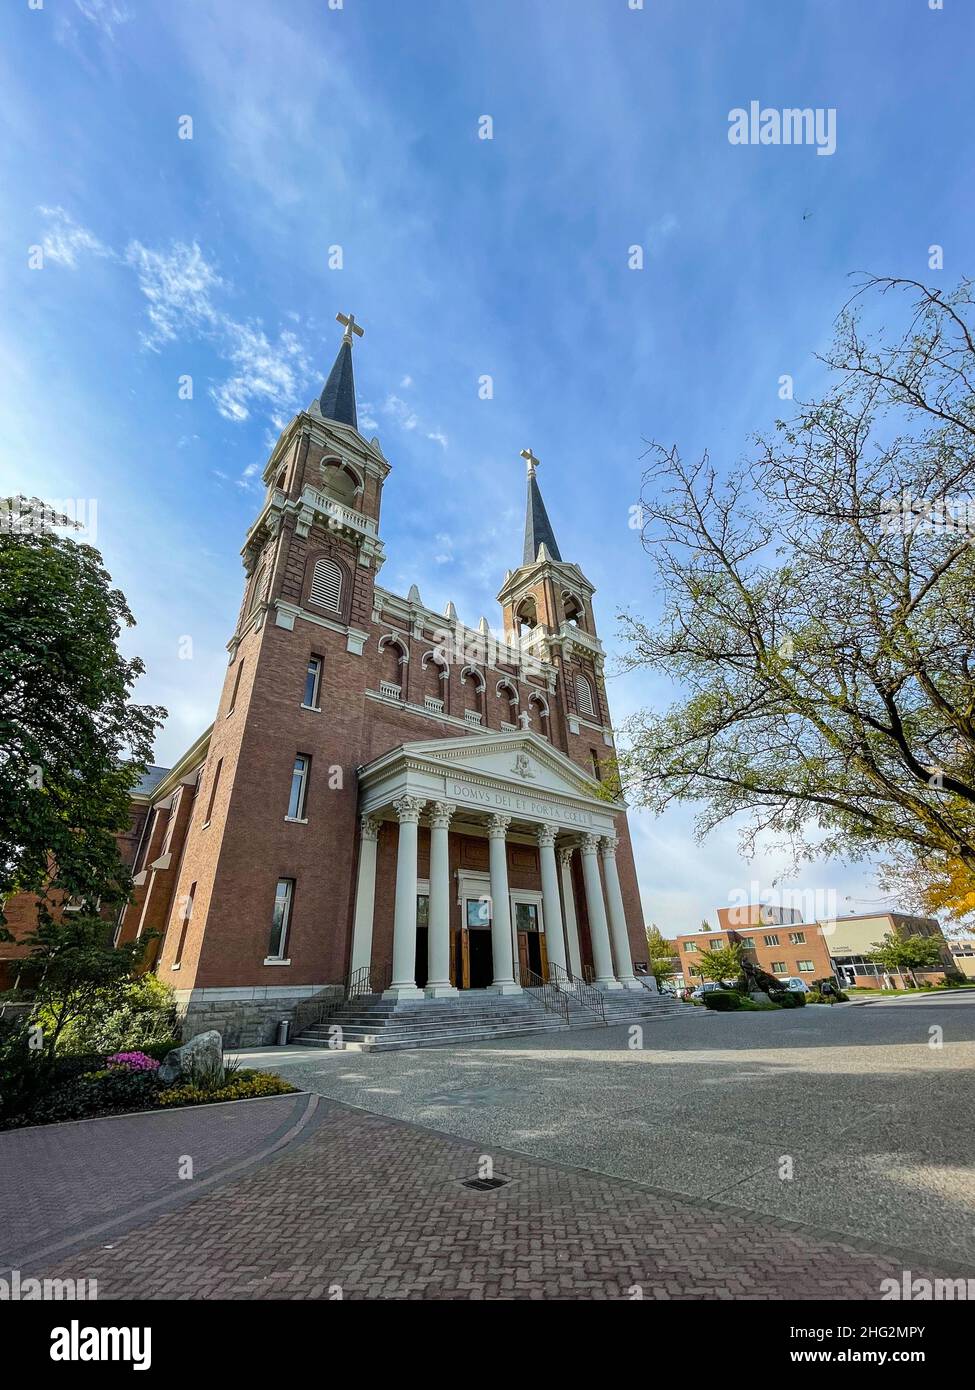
[349,731,646,998]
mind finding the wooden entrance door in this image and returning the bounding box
[517,933,530,982]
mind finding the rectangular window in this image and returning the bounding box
[797,960,815,972]
[466,897,490,928]
[684,942,698,952]
[763,934,780,947]
[738,937,755,949]
[709,939,724,950]
[268,879,294,959]
[590,749,602,781]
[789,931,806,944]
[417,894,430,928]
[174,883,195,966]
[203,759,222,827]
[303,655,323,709]
[228,660,244,715]
[771,961,788,974]
[162,789,182,855]
[287,755,310,820]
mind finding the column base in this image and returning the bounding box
[424,983,459,998]
[486,981,523,995]
[594,977,624,991]
[382,983,425,1000]
[619,977,644,991]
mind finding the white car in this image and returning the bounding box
[690,982,727,1000]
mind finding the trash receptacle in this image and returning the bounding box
[276,1018,290,1046]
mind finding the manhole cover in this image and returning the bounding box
[459,1176,511,1192]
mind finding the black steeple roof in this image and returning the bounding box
[319,337,358,428]
[522,456,562,565]
[318,313,364,428]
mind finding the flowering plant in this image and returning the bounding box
[105,1051,161,1072]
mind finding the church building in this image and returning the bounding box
[114,315,657,1044]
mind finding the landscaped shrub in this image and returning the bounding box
[701,990,743,1011]
[37,974,180,1056]
[156,1070,296,1108]
[0,1018,50,1123]
[3,1067,164,1130]
[772,990,806,1008]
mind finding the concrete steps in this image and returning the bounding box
[294,985,695,1052]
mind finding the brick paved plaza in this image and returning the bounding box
[3,996,974,1301]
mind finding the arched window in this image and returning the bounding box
[562,591,586,630]
[515,596,537,634]
[319,457,362,508]
[575,674,596,718]
[249,561,267,614]
[528,691,550,739]
[309,557,343,613]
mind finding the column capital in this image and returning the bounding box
[392,794,426,825]
[580,832,601,856]
[599,834,620,859]
[557,845,575,869]
[486,813,511,839]
[428,800,456,830]
[360,814,381,842]
[535,824,558,849]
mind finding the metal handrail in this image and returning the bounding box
[293,961,392,1035]
[521,967,570,1025]
[551,961,606,1023]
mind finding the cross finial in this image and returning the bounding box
[521,447,539,479]
[336,311,364,345]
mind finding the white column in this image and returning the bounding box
[486,813,521,994]
[558,845,584,981]
[349,814,381,981]
[580,833,622,990]
[383,794,426,1000]
[601,834,641,989]
[537,825,571,986]
[426,801,458,998]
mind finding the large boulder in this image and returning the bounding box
[158,1030,224,1086]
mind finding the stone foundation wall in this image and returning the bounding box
[175,984,341,1048]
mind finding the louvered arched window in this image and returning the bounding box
[575,674,596,718]
[309,557,343,613]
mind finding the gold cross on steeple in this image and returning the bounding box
[520,447,539,479]
[336,311,364,344]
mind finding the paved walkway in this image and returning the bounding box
[6,1098,964,1300]
[238,992,975,1268]
[0,1093,313,1271]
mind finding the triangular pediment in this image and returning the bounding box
[360,730,622,813]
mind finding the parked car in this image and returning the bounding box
[690,982,727,1000]
[779,977,810,993]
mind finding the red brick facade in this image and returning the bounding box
[4,341,649,1034]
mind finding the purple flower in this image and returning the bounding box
[106,1051,161,1072]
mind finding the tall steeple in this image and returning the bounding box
[521,448,562,565]
[319,311,363,428]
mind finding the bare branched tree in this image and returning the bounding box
[618,277,975,878]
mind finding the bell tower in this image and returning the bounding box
[498,448,611,743]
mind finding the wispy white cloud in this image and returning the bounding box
[38,209,316,427]
[38,206,113,268]
[71,0,131,42]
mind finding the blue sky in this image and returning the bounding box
[3,0,972,934]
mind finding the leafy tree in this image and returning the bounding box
[619,278,975,877]
[693,942,745,985]
[18,915,155,1058]
[880,850,975,930]
[645,923,677,985]
[0,497,165,926]
[868,931,946,989]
